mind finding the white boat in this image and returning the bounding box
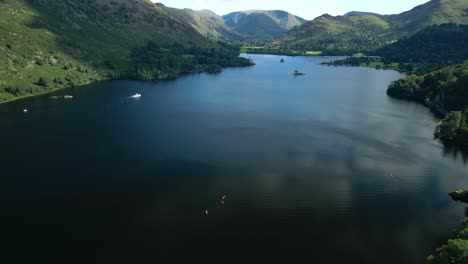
[130,93,141,98]
[63,95,73,99]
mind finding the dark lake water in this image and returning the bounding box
[1,54,468,263]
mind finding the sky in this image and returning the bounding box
[155,0,430,20]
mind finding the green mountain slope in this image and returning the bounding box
[387,0,468,37]
[162,6,243,40]
[276,13,390,54]
[223,10,307,39]
[344,11,381,16]
[231,13,286,39]
[0,0,251,103]
[377,23,468,63]
[274,0,468,54]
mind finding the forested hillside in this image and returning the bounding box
[377,23,468,64]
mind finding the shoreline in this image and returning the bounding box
[0,79,105,106]
[0,63,255,106]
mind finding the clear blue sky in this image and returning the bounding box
[154,0,430,20]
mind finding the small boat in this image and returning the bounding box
[50,96,60,99]
[130,93,141,99]
[293,70,305,76]
[63,95,73,99]
[23,109,28,113]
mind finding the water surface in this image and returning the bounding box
[1,55,468,263]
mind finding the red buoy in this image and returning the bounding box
[204,209,209,215]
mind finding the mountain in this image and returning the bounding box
[377,23,468,63]
[387,0,468,37]
[344,11,381,16]
[274,0,468,54]
[0,0,251,102]
[198,9,219,17]
[275,13,391,54]
[222,10,307,39]
[162,7,243,40]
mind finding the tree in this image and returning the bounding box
[38,76,49,87]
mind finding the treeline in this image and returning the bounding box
[322,57,380,67]
[290,39,387,56]
[321,57,414,72]
[130,41,254,80]
[387,62,468,111]
[241,43,381,57]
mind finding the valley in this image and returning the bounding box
[1,0,468,263]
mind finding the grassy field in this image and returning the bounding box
[240,46,265,53]
[305,51,322,55]
[361,62,399,70]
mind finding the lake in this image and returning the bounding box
[1,54,468,263]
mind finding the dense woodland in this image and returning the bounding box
[130,41,253,80]
[377,24,468,64]
[387,63,468,111]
